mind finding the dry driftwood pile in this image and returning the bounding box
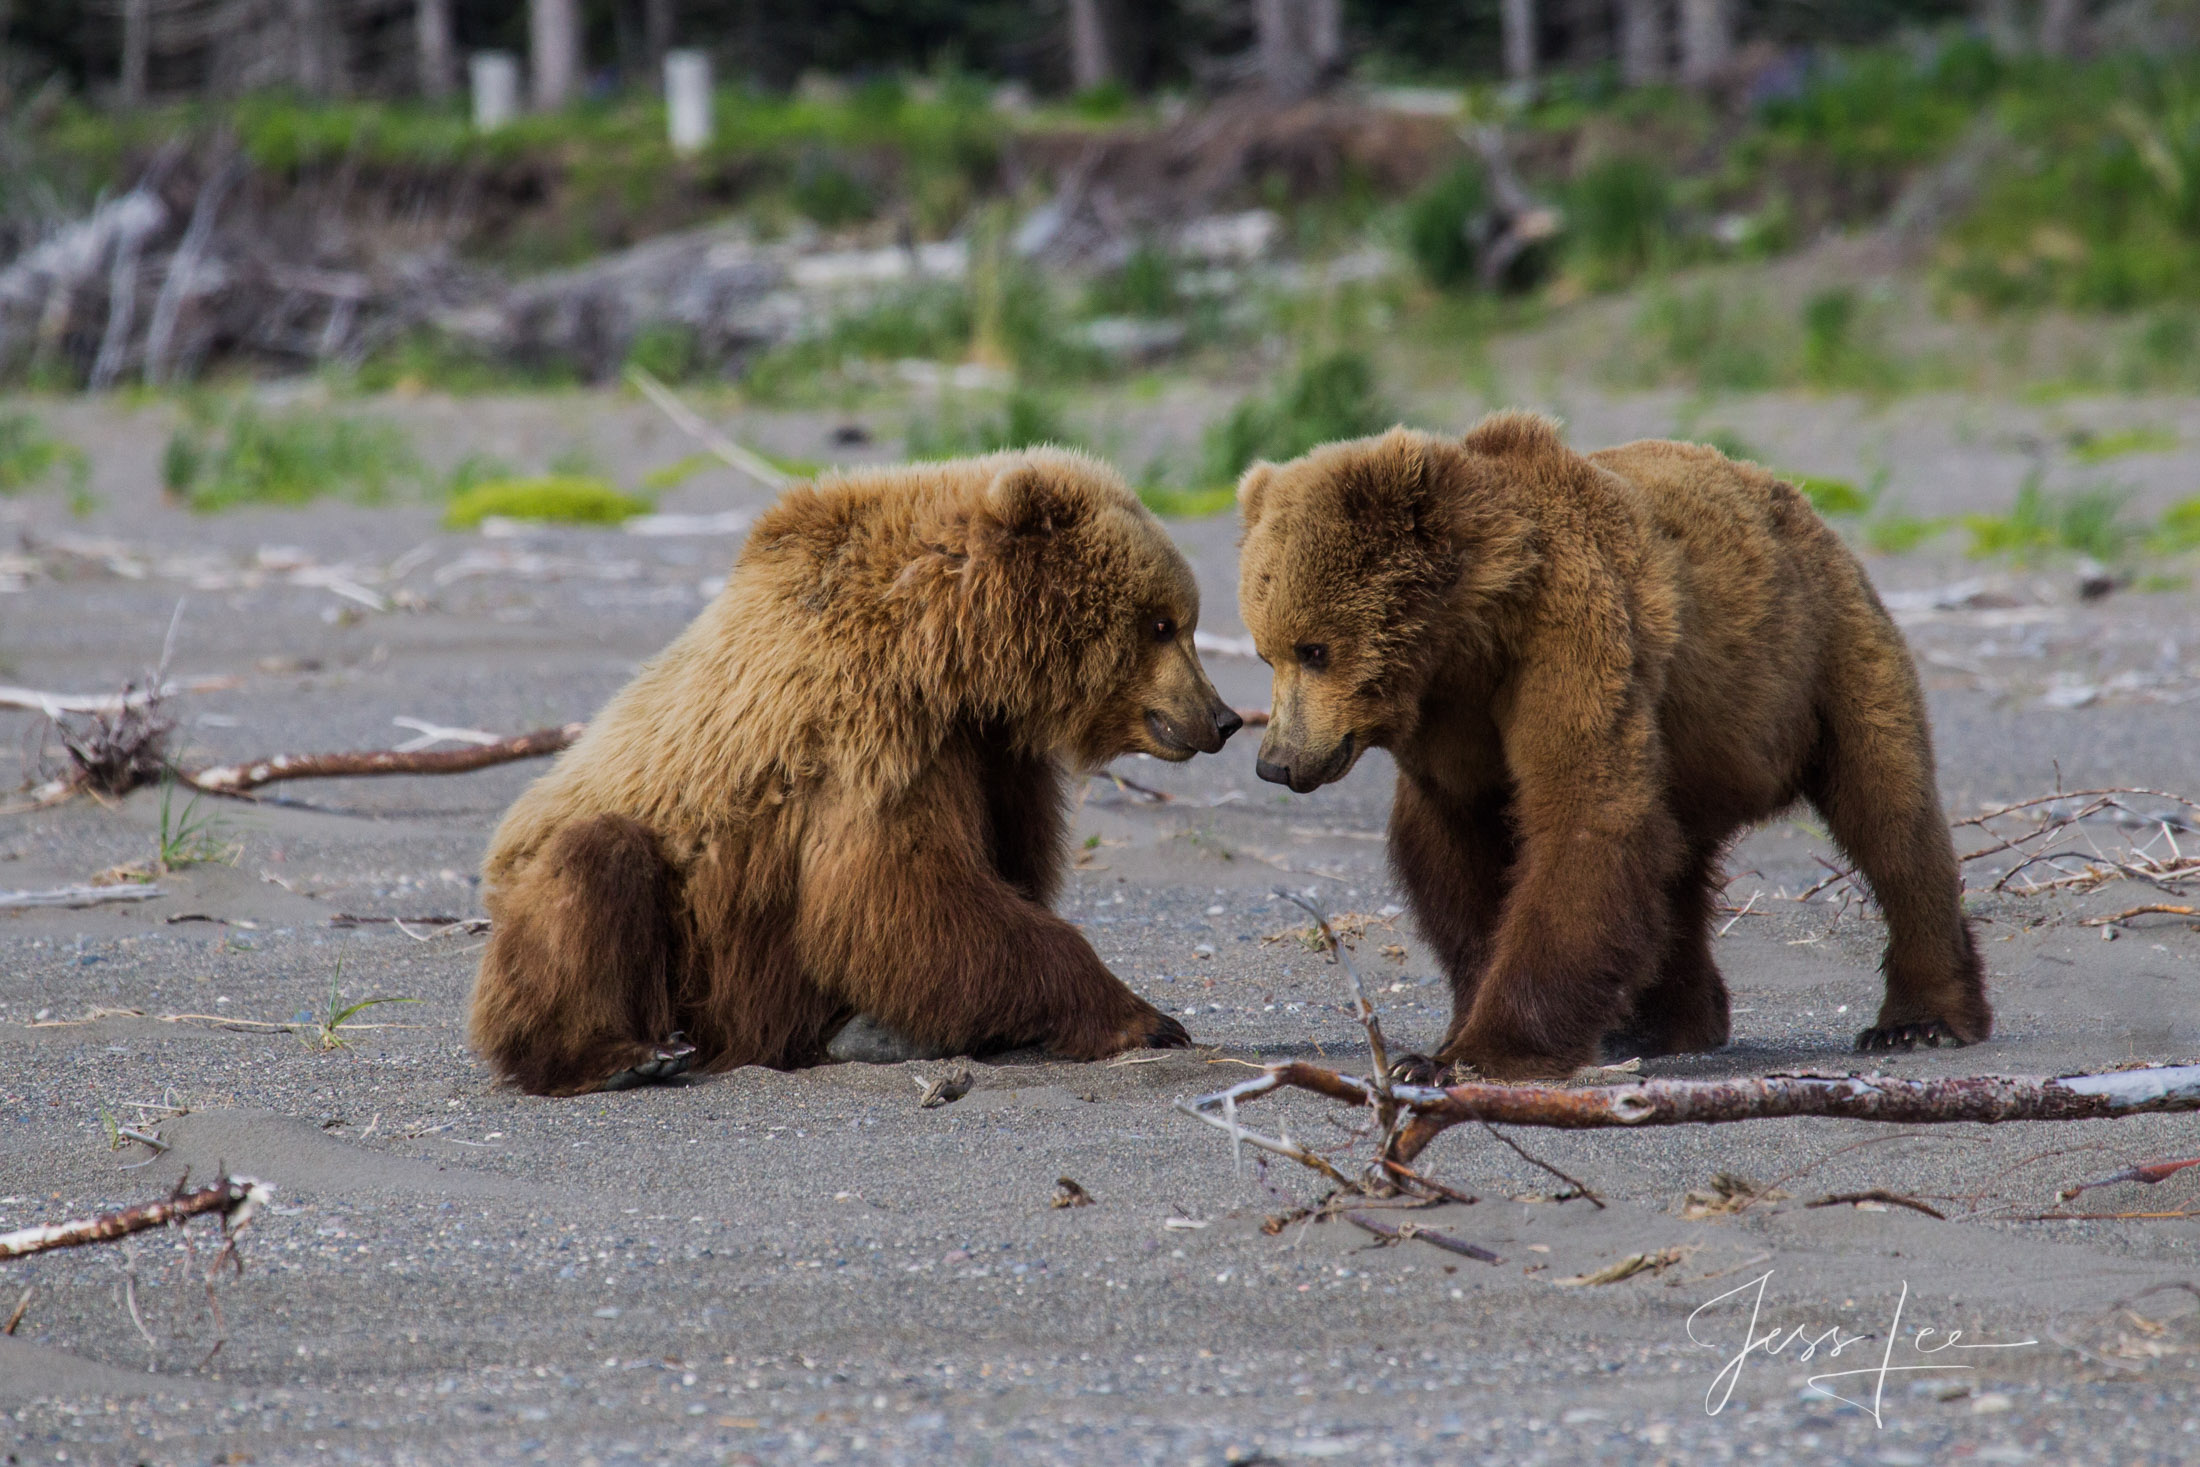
[0,152,923,386]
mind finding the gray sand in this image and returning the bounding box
[4,391,2200,1465]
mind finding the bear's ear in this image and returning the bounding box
[980,461,1079,542]
[1237,462,1275,526]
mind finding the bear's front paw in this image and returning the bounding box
[1058,1005,1190,1060]
[1388,1053,1456,1088]
[1853,1018,1971,1054]
[1133,1009,1193,1051]
[600,1033,698,1091]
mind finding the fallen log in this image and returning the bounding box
[186,722,582,794]
[0,1175,267,1261]
[1180,1062,2200,1178]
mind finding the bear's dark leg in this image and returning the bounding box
[1804,631,1991,1052]
[1388,774,1515,1077]
[983,744,1068,906]
[471,814,690,1096]
[676,852,851,1072]
[1613,840,1732,1058]
[797,758,1187,1060]
[1433,673,1680,1080]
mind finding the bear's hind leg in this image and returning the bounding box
[471,814,691,1095]
[1803,641,1991,1052]
[1613,841,1731,1059]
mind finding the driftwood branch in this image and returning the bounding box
[186,723,583,795]
[1181,1062,2200,1179]
[0,1175,268,1261]
[0,885,165,910]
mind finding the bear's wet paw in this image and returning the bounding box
[1853,1019,1968,1053]
[600,1033,698,1091]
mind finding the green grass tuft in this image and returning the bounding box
[2152,496,2200,552]
[1201,351,1396,484]
[905,390,1080,459]
[0,412,92,511]
[2067,426,2178,463]
[1137,484,1239,519]
[1402,161,1488,292]
[1962,475,2139,561]
[165,404,421,511]
[1790,473,1873,517]
[443,476,651,529]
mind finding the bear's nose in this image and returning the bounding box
[1255,756,1292,787]
[1213,707,1244,743]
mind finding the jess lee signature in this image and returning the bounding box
[1687,1271,2036,1426]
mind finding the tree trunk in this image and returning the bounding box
[1617,0,1665,85]
[1068,0,1116,92]
[416,0,455,100]
[1309,0,1343,74]
[2037,0,2082,56]
[530,0,583,110]
[1502,0,1536,83]
[121,0,150,106]
[1255,0,1318,101]
[1677,0,1730,87]
[644,0,675,75]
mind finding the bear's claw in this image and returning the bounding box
[1388,1053,1453,1087]
[1853,1019,1968,1053]
[1144,1012,1193,1049]
[600,1033,698,1091]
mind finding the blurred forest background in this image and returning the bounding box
[4,0,2200,553]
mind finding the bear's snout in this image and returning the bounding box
[1255,731,1355,793]
[1144,700,1242,756]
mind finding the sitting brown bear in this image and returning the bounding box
[471,449,1241,1095]
[1236,414,1990,1080]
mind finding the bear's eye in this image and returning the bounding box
[1151,616,1177,644]
[1295,642,1328,671]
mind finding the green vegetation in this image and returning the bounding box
[1790,473,1872,518]
[443,476,650,529]
[1865,513,1954,555]
[37,81,1007,270]
[2152,496,2200,552]
[1402,161,1488,291]
[1202,351,1396,484]
[1961,475,2139,562]
[155,778,239,872]
[2067,426,2178,463]
[905,390,1079,459]
[1136,483,1239,519]
[304,960,418,1052]
[0,412,92,511]
[624,323,701,384]
[163,402,421,510]
[1566,155,1672,288]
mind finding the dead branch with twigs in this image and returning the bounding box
[1180,1059,2200,1208]
[0,1174,267,1261]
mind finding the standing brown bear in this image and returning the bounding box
[472,449,1241,1095]
[1236,414,1989,1081]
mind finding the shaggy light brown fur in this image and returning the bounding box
[472,449,1241,1095]
[1237,415,1989,1080]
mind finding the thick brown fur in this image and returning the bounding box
[472,449,1241,1095]
[1236,416,1990,1080]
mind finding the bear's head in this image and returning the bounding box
[1235,419,1546,791]
[899,449,1242,770]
